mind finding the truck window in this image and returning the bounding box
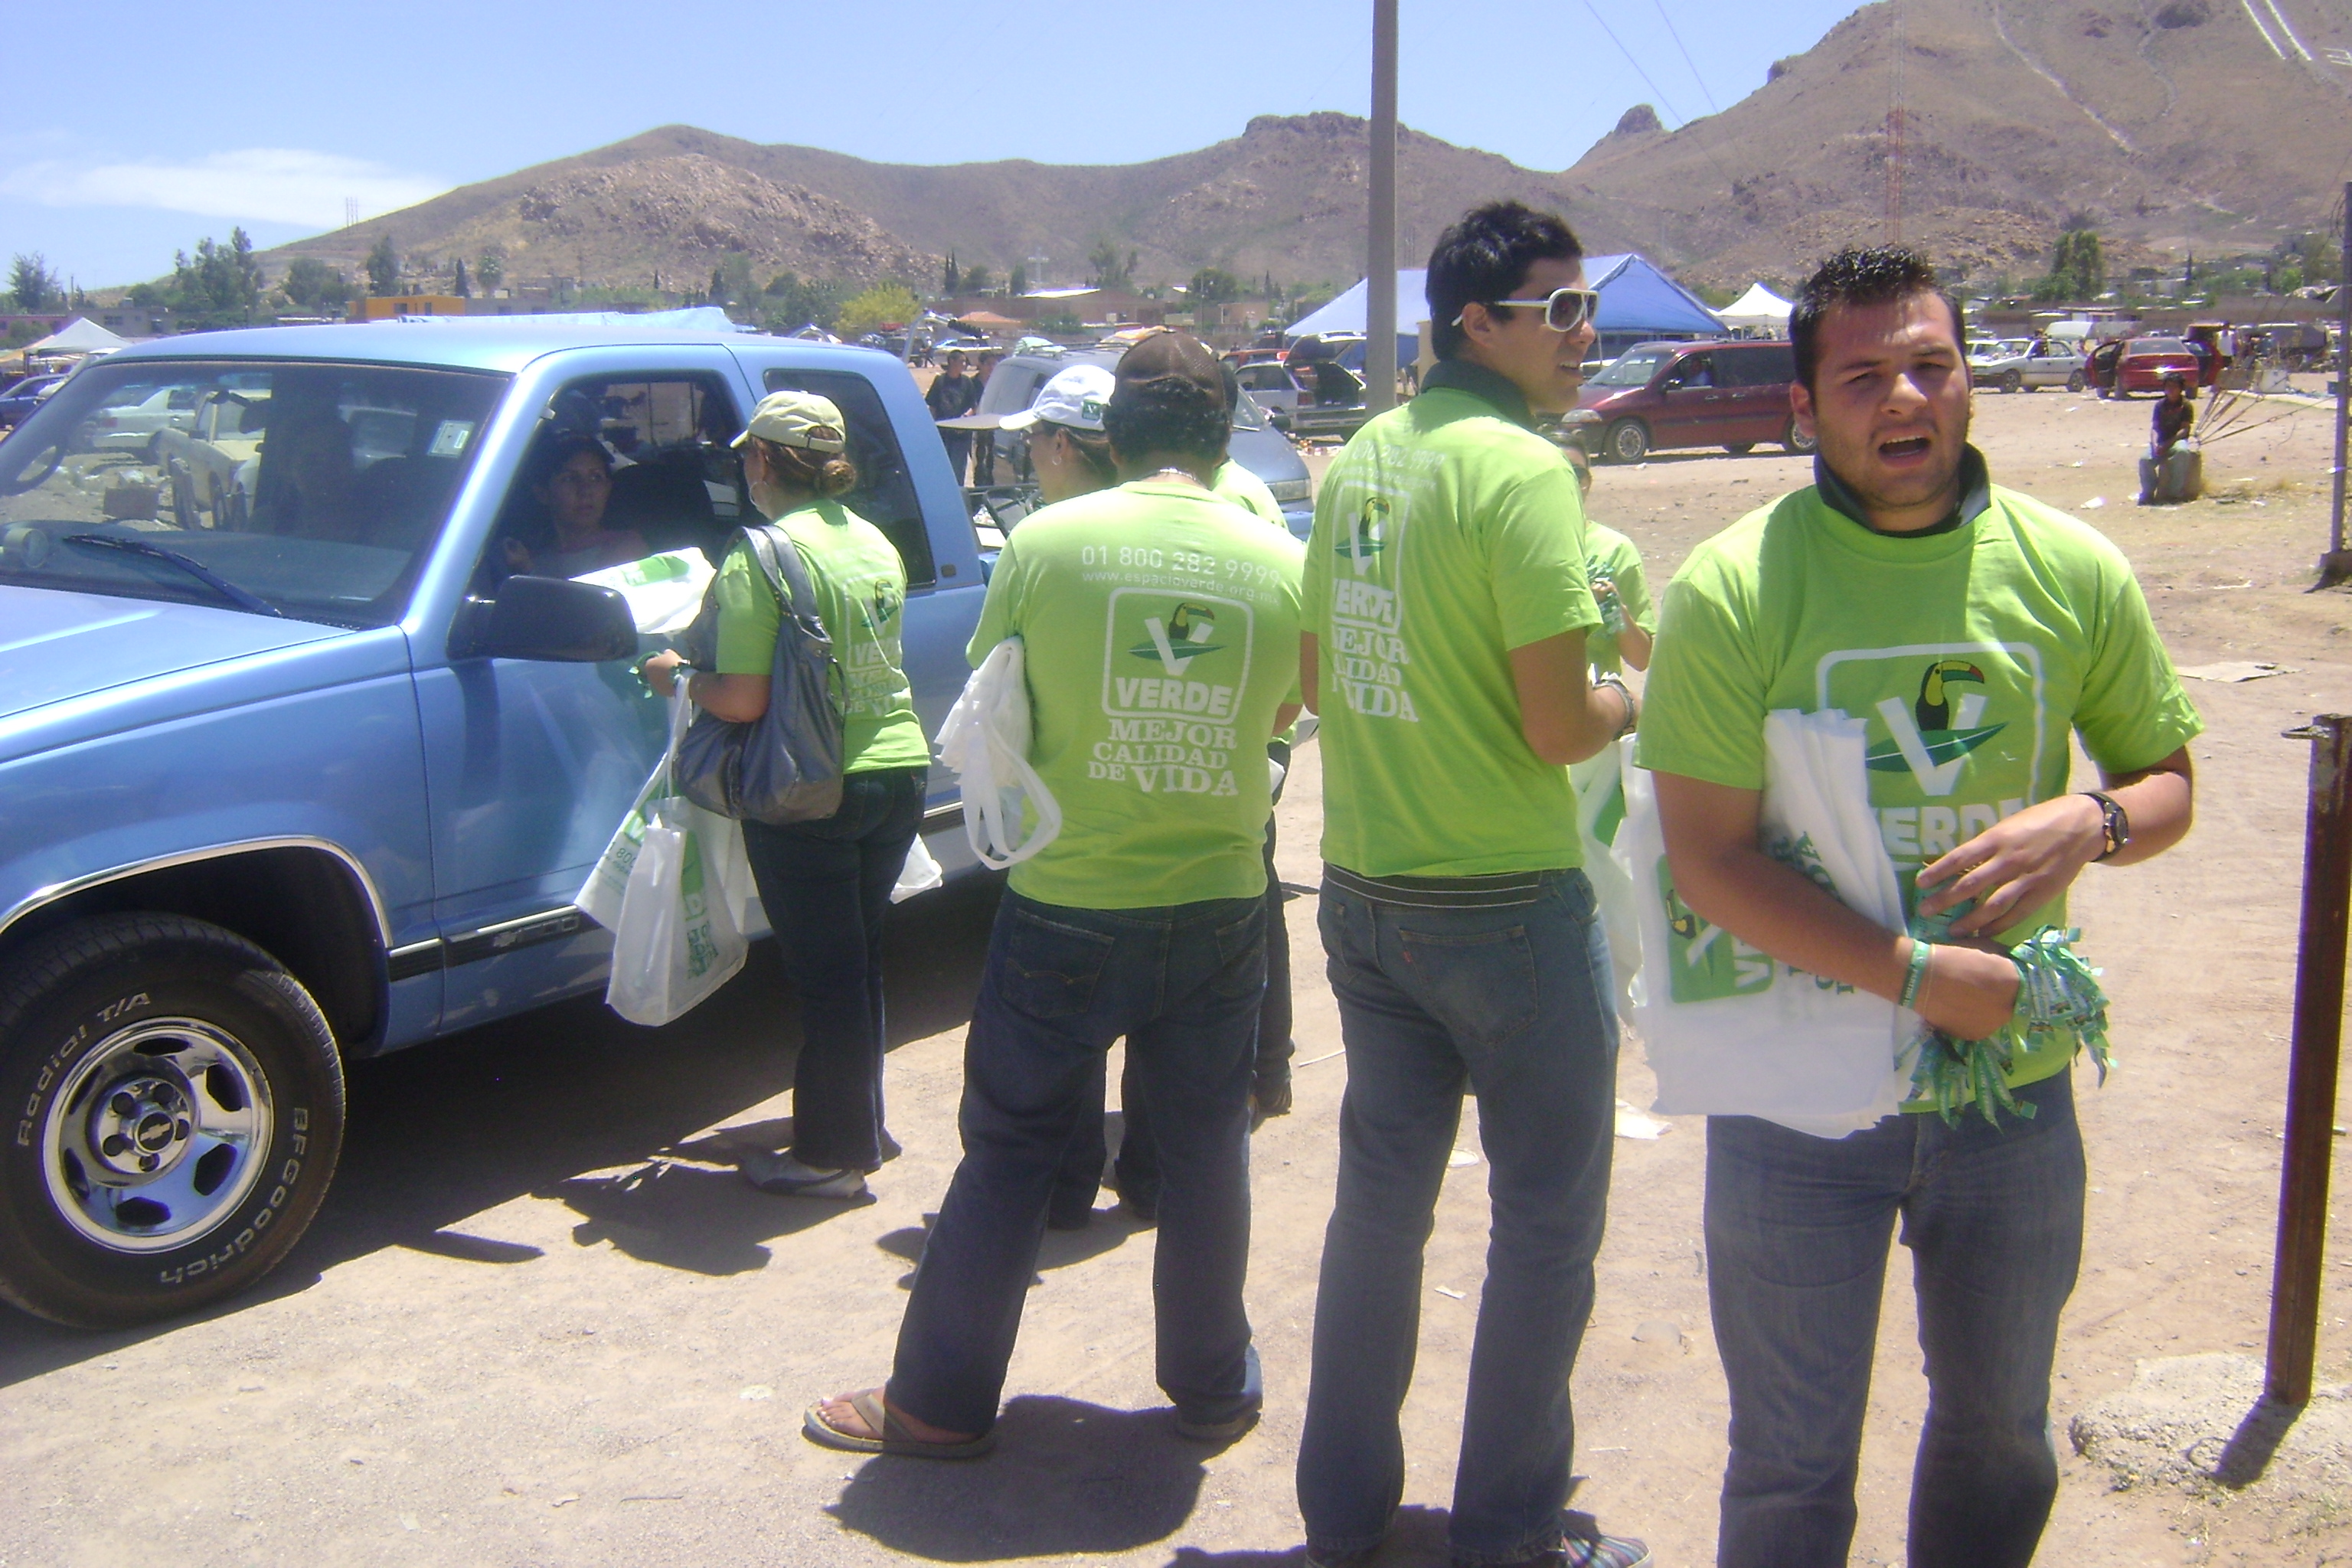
[763,367,936,589]
[483,371,744,583]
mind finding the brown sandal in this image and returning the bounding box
[802,1390,995,1460]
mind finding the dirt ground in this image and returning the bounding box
[4,381,2350,1567]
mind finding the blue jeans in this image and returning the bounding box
[740,766,926,1173]
[1707,1069,2086,1568]
[887,890,1266,1436]
[1297,869,1619,1566]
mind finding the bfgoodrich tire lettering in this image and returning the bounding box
[0,913,345,1328]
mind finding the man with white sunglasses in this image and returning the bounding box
[1295,201,1648,1568]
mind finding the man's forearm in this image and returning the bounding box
[1671,834,1911,1002]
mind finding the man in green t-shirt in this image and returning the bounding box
[1295,202,1649,1568]
[1637,247,2200,1568]
[805,332,1304,1459]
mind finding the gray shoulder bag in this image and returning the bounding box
[674,524,846,824]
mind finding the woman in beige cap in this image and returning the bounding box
[642,390,931,1198]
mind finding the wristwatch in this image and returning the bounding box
[2081,789,2129,861]
[1592,672,1638,740]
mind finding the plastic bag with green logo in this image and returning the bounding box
[1618,709,1915,1136]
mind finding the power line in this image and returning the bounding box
[1579,0,1687,127]
[1651,0,1720,116]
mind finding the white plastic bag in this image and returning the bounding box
[936,637,1062,869]
[586,691,751,1024]
[572,548,716,634]
[605,800,748,1025]
[1571,736,1643,1022]
[1619,709,1913,1137]
[892,834,945,903]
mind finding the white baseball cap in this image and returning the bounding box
[998,364,1116,433]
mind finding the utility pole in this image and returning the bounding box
[1365,0,1400,416]
[2325,181,2352,586]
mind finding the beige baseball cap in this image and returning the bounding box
[732,389,847,453]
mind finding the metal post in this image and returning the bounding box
[2320,184,2352,586]
[1364,0,1399,416]
[2269,714,2352,1405]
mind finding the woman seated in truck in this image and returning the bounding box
[498,433,648,578]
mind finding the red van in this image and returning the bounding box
[1565,339,1811,463]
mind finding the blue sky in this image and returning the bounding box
[2,0,1866,289]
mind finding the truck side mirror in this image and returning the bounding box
[448,573,637,663]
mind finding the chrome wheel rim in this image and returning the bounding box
[41,1019,274,1253]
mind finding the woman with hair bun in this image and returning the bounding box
[642,389,930,1199]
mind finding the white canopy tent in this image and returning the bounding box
[1717,283,1792,335]
[26,317,132,355]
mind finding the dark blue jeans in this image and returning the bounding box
[740,766,926,1173]
[1053,739,1295,1220]
[888,890,1266,1436]
[1297,869,1619,1566]
[1707,1069,2086,1568]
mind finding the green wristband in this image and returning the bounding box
[1900,939,1932,1011]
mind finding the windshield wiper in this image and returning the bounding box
[60,534,283,618]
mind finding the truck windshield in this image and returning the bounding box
[0,358,507,627]
[1587,348,1673,387]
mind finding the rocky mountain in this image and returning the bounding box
[266,0,2352,296]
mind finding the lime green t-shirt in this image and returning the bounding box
[1213,460,1285,528]
[1584,522,1654,676]
[969,478,1305,910]
[713,501,930,773]
[1304,387,1601,878]
[1636,477,2202,1091]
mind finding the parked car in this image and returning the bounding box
[969,345,1315,535]
[0,373,67,430]
[153,386,272,528]
[74,384,201,454]
[1561,339,1809,463]
[0,321,994,1328]
[1969,339,2087,394]
[2113,337,2204,399]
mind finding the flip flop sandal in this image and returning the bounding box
[802,1391,996,1460]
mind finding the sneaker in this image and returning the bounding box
[1556,1535,1652,1568]
[740,1149,868,1199]
[1173,1406,1259,1442]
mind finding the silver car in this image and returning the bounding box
[1970,340,2087,394]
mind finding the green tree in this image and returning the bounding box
[168,229,266,322]
[1188,267,1242,305]
[365,234,400,296]
[837,281,920,338]
[763,272,845,331]
[2034,229,2105,302]
[283,256,351,310]
[452,256,472,298]
[8,253,62,311]
[962,262,992,296]
[477,247,506,289]
[1009,262,1027,297]
[942,253,960,297]
[1087,240,1137,291]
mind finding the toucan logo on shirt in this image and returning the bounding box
[1129,602,1225,674]
[1338,495,1390,574]
[870,579,903,627]
[1863,657,2009,795]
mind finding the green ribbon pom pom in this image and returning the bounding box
[1907,926,2113,1128]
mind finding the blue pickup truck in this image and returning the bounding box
[0,322,1045,1327]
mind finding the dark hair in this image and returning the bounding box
[1789,247,1966,389]
[751,435,859,498]
[1038,420,1119,488]
[1102,375,1228,480]
[529,430,612,492]
[1426,201,1583,360]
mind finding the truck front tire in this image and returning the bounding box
[0,914,345,1328]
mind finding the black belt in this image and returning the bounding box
[1321,864,1559,909]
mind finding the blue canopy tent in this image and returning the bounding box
[1285,255,1725,364]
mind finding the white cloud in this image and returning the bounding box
[0,148,449,230]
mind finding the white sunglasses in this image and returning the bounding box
[1454,286,1601,334]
